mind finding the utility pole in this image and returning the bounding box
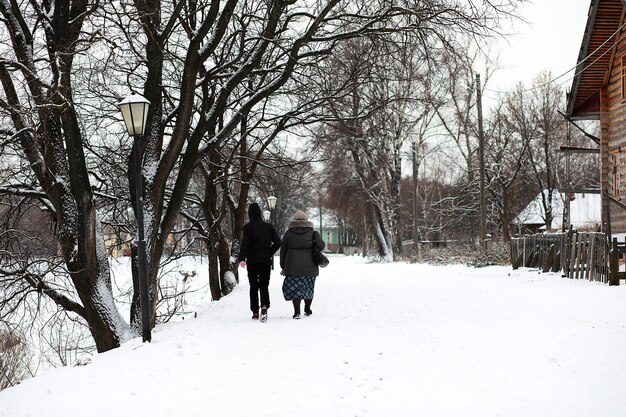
[565,91,571,231]
[319,205,323,240]
[476,73,487,252]
[412,141,420,257]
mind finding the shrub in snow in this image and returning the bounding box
[0,327,32,390]
[408,242,510,267]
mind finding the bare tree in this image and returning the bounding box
[505,72,565,231]
[0,0,524,351]
[484,100,529,240]
[104,0,486,316]
[0,1,131,352]
[312,1,519,259]
[436,49,499,182]
[433,49,499,242]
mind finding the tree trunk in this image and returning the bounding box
[208,236,222,301]
[218,226,235,296]
[500,192,512,242]
[72,266,127,352]
[66,206,130,352]
[368,203,393,260]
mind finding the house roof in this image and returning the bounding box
[513,191,601,230]
[567,0,625,119]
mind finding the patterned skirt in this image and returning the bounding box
[282,275,316,300]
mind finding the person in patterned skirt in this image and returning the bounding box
[280,210,325,319]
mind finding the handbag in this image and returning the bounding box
[312,235,329,268]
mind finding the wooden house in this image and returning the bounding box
[568,0,626,233]
[512,190,601,235]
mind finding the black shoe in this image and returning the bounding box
[304,309,312,316]
[292,313,301,319]
[260,307,268,323]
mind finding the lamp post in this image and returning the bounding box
[267,195,277,269]
[262,210,271,222]
[118,93,152,343]
[476,73,487,253]
[267,195,277,215]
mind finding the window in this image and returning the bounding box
[622,55,626,100]
[611,150,624,199]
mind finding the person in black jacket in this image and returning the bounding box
[280,210,325,319]
[238,202,281,320]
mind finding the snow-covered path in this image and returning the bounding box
[2,255,626,417]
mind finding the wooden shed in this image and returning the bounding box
[568,0,626,233]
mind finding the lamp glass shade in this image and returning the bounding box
[262,210,271,222]
[267,195,277,210]
[118,93,150,136]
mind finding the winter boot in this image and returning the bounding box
[292,299,301,319]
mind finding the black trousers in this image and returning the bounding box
[247,263,271,312]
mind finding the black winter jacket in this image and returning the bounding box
[238,204,281,266]
[280,224,325,277]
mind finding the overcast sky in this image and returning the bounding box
[486,0,591,95]
[408,1,594,176]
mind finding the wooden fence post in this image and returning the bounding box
[564,227,573,277]
[543,244,555,273]
[568,232,578,279]
[609,238,619,286]
[587,234,595,281]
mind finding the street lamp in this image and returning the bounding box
[262,210,271,222]
[267,195,278,229]
[266,195,277,269]
[118,93,151,343]
[267,195,277,211]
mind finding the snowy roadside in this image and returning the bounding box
[1,255,626,417]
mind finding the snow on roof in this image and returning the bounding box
[513,190,601,229]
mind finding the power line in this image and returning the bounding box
[484,20,626,95]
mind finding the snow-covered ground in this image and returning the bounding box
[2,254,626,417]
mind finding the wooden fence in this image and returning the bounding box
[609,237,626,285]
[510,232,568,273]
[510,231,615,284]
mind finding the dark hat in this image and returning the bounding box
[248,203,262,220]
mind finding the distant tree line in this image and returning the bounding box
[321,57,598,259]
